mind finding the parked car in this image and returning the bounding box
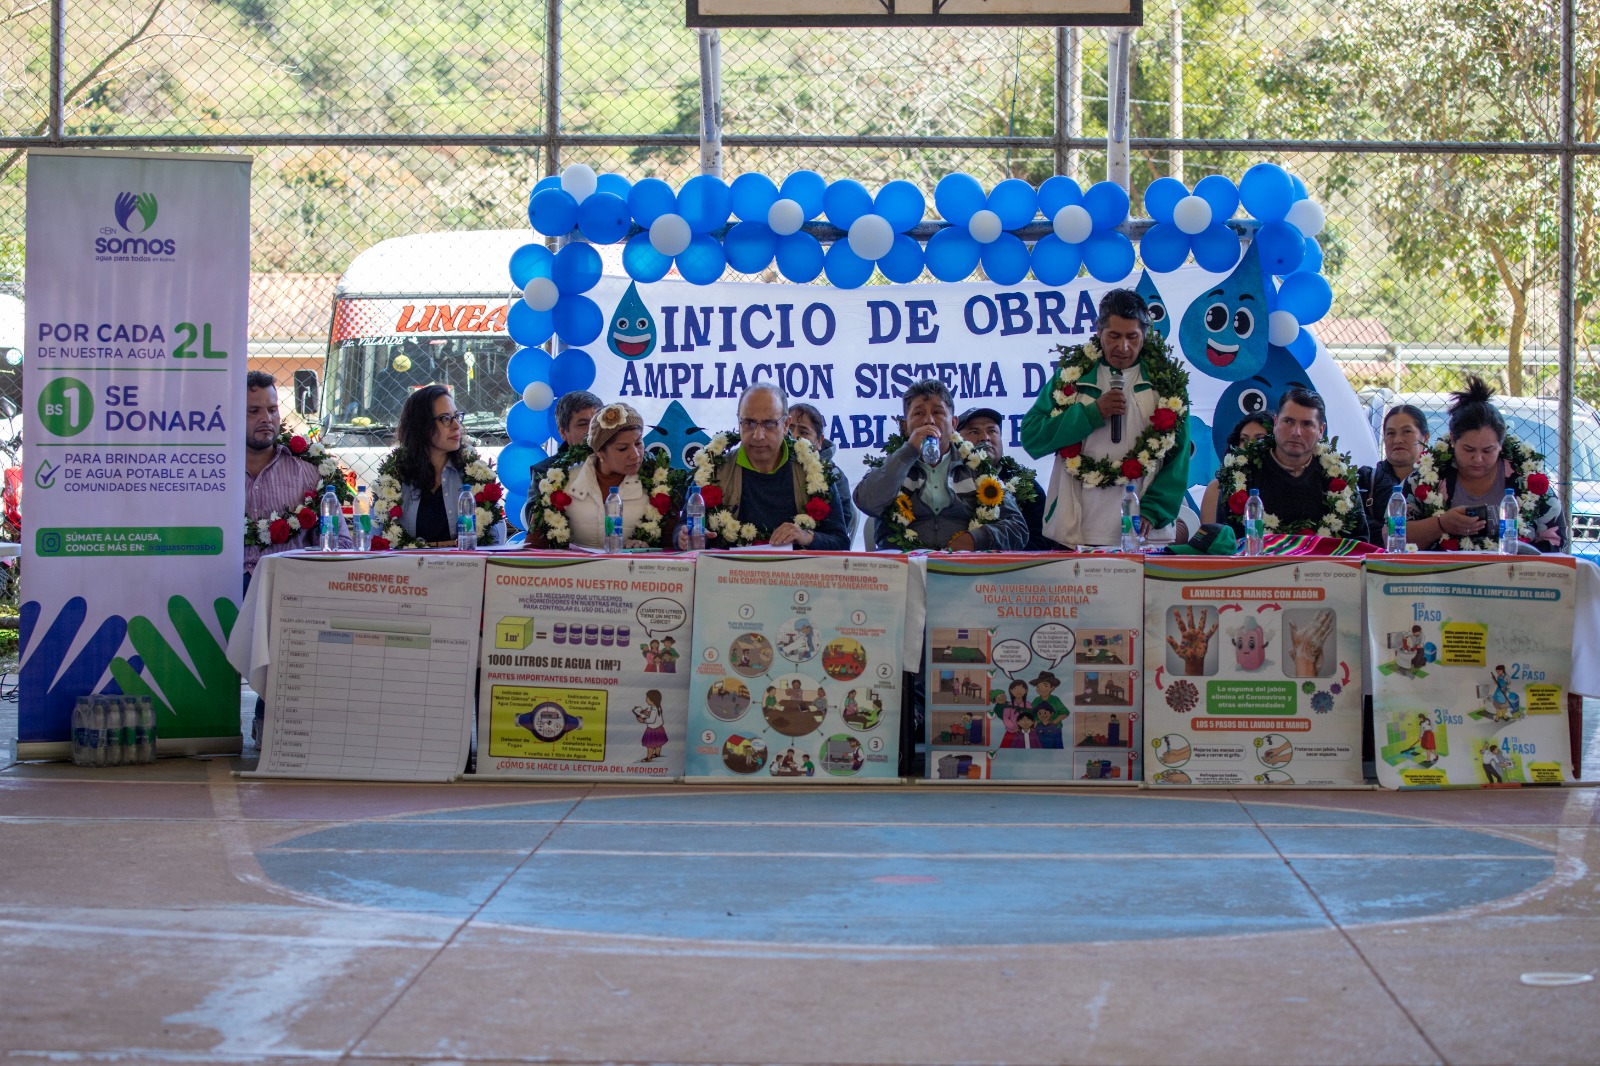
[1358,389,1600,555]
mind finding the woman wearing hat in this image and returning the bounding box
[523,402,682,550]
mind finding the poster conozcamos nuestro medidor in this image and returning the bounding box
[685,552,909,781]
[1142,556,1365,787]
[923,553,1144,783]
[1366,554,1575,789]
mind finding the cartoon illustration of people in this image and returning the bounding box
[993,679,1030,747]
[847,736,864,771]
[786,678,805,707]
[1030,672,1069,747]
[641,638,661,672]
[780,618,816,660]
[802,754,816,776]
[1229,617,1272,671]
[632,689,667,761]
[764,685,779,714]
[659,636,679,673]
[813,688,829,717]
[1002,712,1041,748]
[843,689,860,723]
[964,709,984,746]
[1489,665,1520,722]
[1480,741,1504,784]
[1414,714,1438,767]
[1396,625,1425,676]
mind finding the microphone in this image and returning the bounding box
[1108,369,1124,444]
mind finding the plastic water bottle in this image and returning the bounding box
[140,697,158,763]
[353,483,372,551]
[71,697,91,766]
[102,697,125,767]
[1498,487,1519,554]
[85,697,108,767]
[1119,484,1141,552]
[456,482,478,550]
[604,486,625,552]
[684,485,706,550]
[133,697,155,764]
[1243,488,1266,556]
[318,485,339,550]
[919,433,941,466]
[1385,487,1408,554]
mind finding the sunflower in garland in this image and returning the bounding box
[975,475,1006,508]
[894,493,916,524]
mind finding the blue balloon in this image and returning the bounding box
[506,301,554,347]
[1143,177,1189,225]
[678,174,731,234]
[531,175,562,197]
[980,232,1031,285]
[1288,328,1318,368]
[508,243,554,288]
[987,178,1038,230]
[576,191,631,244]
[552,242,603,295]
[677,233,727,285]
[823,179,873,229]
[1254,220,1305,275]
[1294,236,1325,275]
[627,178,677,227]
[1038,175,1083,217]
[823,241,874,288]
[506,401,552,444]
[724,221,777,274]
[504,493,529,534]
[875,180,925,232]
[1276,271,1333,324]
[528,188,578,237]
[1082,231,1135,282]
[496,442,544,494]
[595,173,633,199]
[1191,223,1241,273]
[550,348,597,394]
[775,232,824,282]
[506,346,554,392]
[1083,181,1131,231]
[1239,163,1295,223]
[924,227,980,282]
[1194,174,1240,223]
[1289,174,1309,201]
[934,173,986,226]
[878,233,925,283]
[1139,222,1190,272]
[622,233,672,283]
[552,295,602,346]
[730,173,779,221]
[1029,234,1082,285]
[779,171,827,219]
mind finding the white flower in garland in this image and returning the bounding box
[1220,435,1361,541]
[370,443,506,550]
[690,432,836,546]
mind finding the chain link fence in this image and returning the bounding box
[2,0,1597,545]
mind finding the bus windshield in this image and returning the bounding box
[327,333,518,440]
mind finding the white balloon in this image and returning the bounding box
[968,209,1002,244]
[561,163,597,204]
[1172,195,1213,235]
[521,276,558,312]
[1285,198,1326,237]
[649,214,692,257]
[522,381,554,412]
[1053,204,1093,244]
[1268,309,1300,347]
[847,214,895,261]
[768,198,805,236]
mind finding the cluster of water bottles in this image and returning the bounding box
[1376,484,1522,555]
[314,478,482,551]
[70,694,158,766]
[599,483,709,551]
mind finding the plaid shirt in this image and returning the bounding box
[244,444,329,575]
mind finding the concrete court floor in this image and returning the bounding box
[0,693,1596,1066]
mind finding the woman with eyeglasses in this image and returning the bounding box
[378,384,507,548]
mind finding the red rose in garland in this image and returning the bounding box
[1150,408,1178,431]
[1228,490,1249,515]
[701,485,724,508]
[1527,472,1550,495]
[1414,484,1430,501]
[805,496,832,522]
[371,536,390,551]
[296,506,317,529]
[550,490,573,510]
[482,481,505,502]
[1328,477,1348,492]
[1057,443,1082,460]
[651,492,672,513]
[288,435,309,455]
[268,518,292,544]
[1120,458,1145,480]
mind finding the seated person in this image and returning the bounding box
[1199,411,1274,524]
[381,384,507,547]
[530,389,603,490]
[956,405,1061,551]
[854,379,1028,552]
[524,402,680,550]
[1358,404,1430,542]
[787,401,859,540]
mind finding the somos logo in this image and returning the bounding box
[96,191,176,258]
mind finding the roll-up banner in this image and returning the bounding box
[20,150,250,755]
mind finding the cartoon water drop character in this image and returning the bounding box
[1229,616,1272,671]
[642,399,711,470]
[1208,345,1312,469]
[1178,243,1271,383]
[607,281,657,360]
[1133,269,1172,340]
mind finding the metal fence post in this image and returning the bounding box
[699,29,724,178]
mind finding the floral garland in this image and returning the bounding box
[992,454,1041,505]
[526,445,679,549]
[1220,435,1361,539]
[861,434,1007,551]
[242,430,353,548]
[371,444,506,550]
[1412,435,1550,551]
[1044,332,1189,488]
[689,432,836,546]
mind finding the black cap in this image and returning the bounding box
[956,406,1004,431]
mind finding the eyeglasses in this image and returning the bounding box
[738,418,783,435]
[433,412,464,427]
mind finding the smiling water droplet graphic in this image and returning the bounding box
[607,282,657,361]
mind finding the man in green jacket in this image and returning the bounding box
[1020,289,1191,548]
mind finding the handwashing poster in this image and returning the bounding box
[1142,557,1365,786]
[1366,554,1575,789]
[923,553,1144,783]
[685,552,909,781]
[475,554,695,779]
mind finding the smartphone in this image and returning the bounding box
[1464,505,1490,523]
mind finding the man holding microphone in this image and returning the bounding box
[1020,289,1192,548]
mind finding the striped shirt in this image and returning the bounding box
[245,445,349,574]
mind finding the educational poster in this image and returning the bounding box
[1366,554,1576,789]
[1142,556,1365,787]
[923,553,1144,783]
[475,554,695,780]
[685,552,908,781]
